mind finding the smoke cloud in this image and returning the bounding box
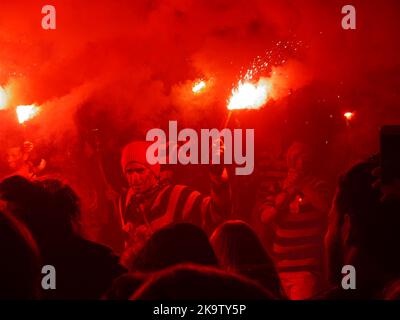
[0,0,399,162]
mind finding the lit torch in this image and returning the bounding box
[228,78,272,111]
[0,86,7,110]
[344,111,354,121]
[192,80,206,94]
[343,111,355,127]
[223,78,272,128]
[16,104,40,124]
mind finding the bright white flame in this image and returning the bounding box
[16,105,40,124]
[228,78,272,110]
[192,80,206,93]
[0,87,7,110]
[344,112,354,120]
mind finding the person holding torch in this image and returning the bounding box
[111,140,231,265]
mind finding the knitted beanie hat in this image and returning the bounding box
[121,141,160,176]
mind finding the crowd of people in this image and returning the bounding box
[1,137,400,300]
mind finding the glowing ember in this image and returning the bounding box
[344,111,354,120]
[0,87,7,110]
[228,78,272,110]
[192,80,206,93]
[16,104,40,124]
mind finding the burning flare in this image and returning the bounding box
[192,80,206,93]
[16,104,40,124]
[0,86,7,110]
[228,78,272,110]
[344,111,354,121]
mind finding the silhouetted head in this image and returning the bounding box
[210,220,284,298]
[0,176,46,221]
[324,156,381,285]
[130,223,218,272]
[0,176,82,246]
[131,263,275,300]
[38,179,82,235]
[0,210,41,299]
[210,220,271,268]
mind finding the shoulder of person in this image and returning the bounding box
[170,184,195,193]
[74,237,127,272]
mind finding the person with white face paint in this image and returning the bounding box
[117,141,231,261]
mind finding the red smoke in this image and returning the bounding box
[0,0,399,168]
